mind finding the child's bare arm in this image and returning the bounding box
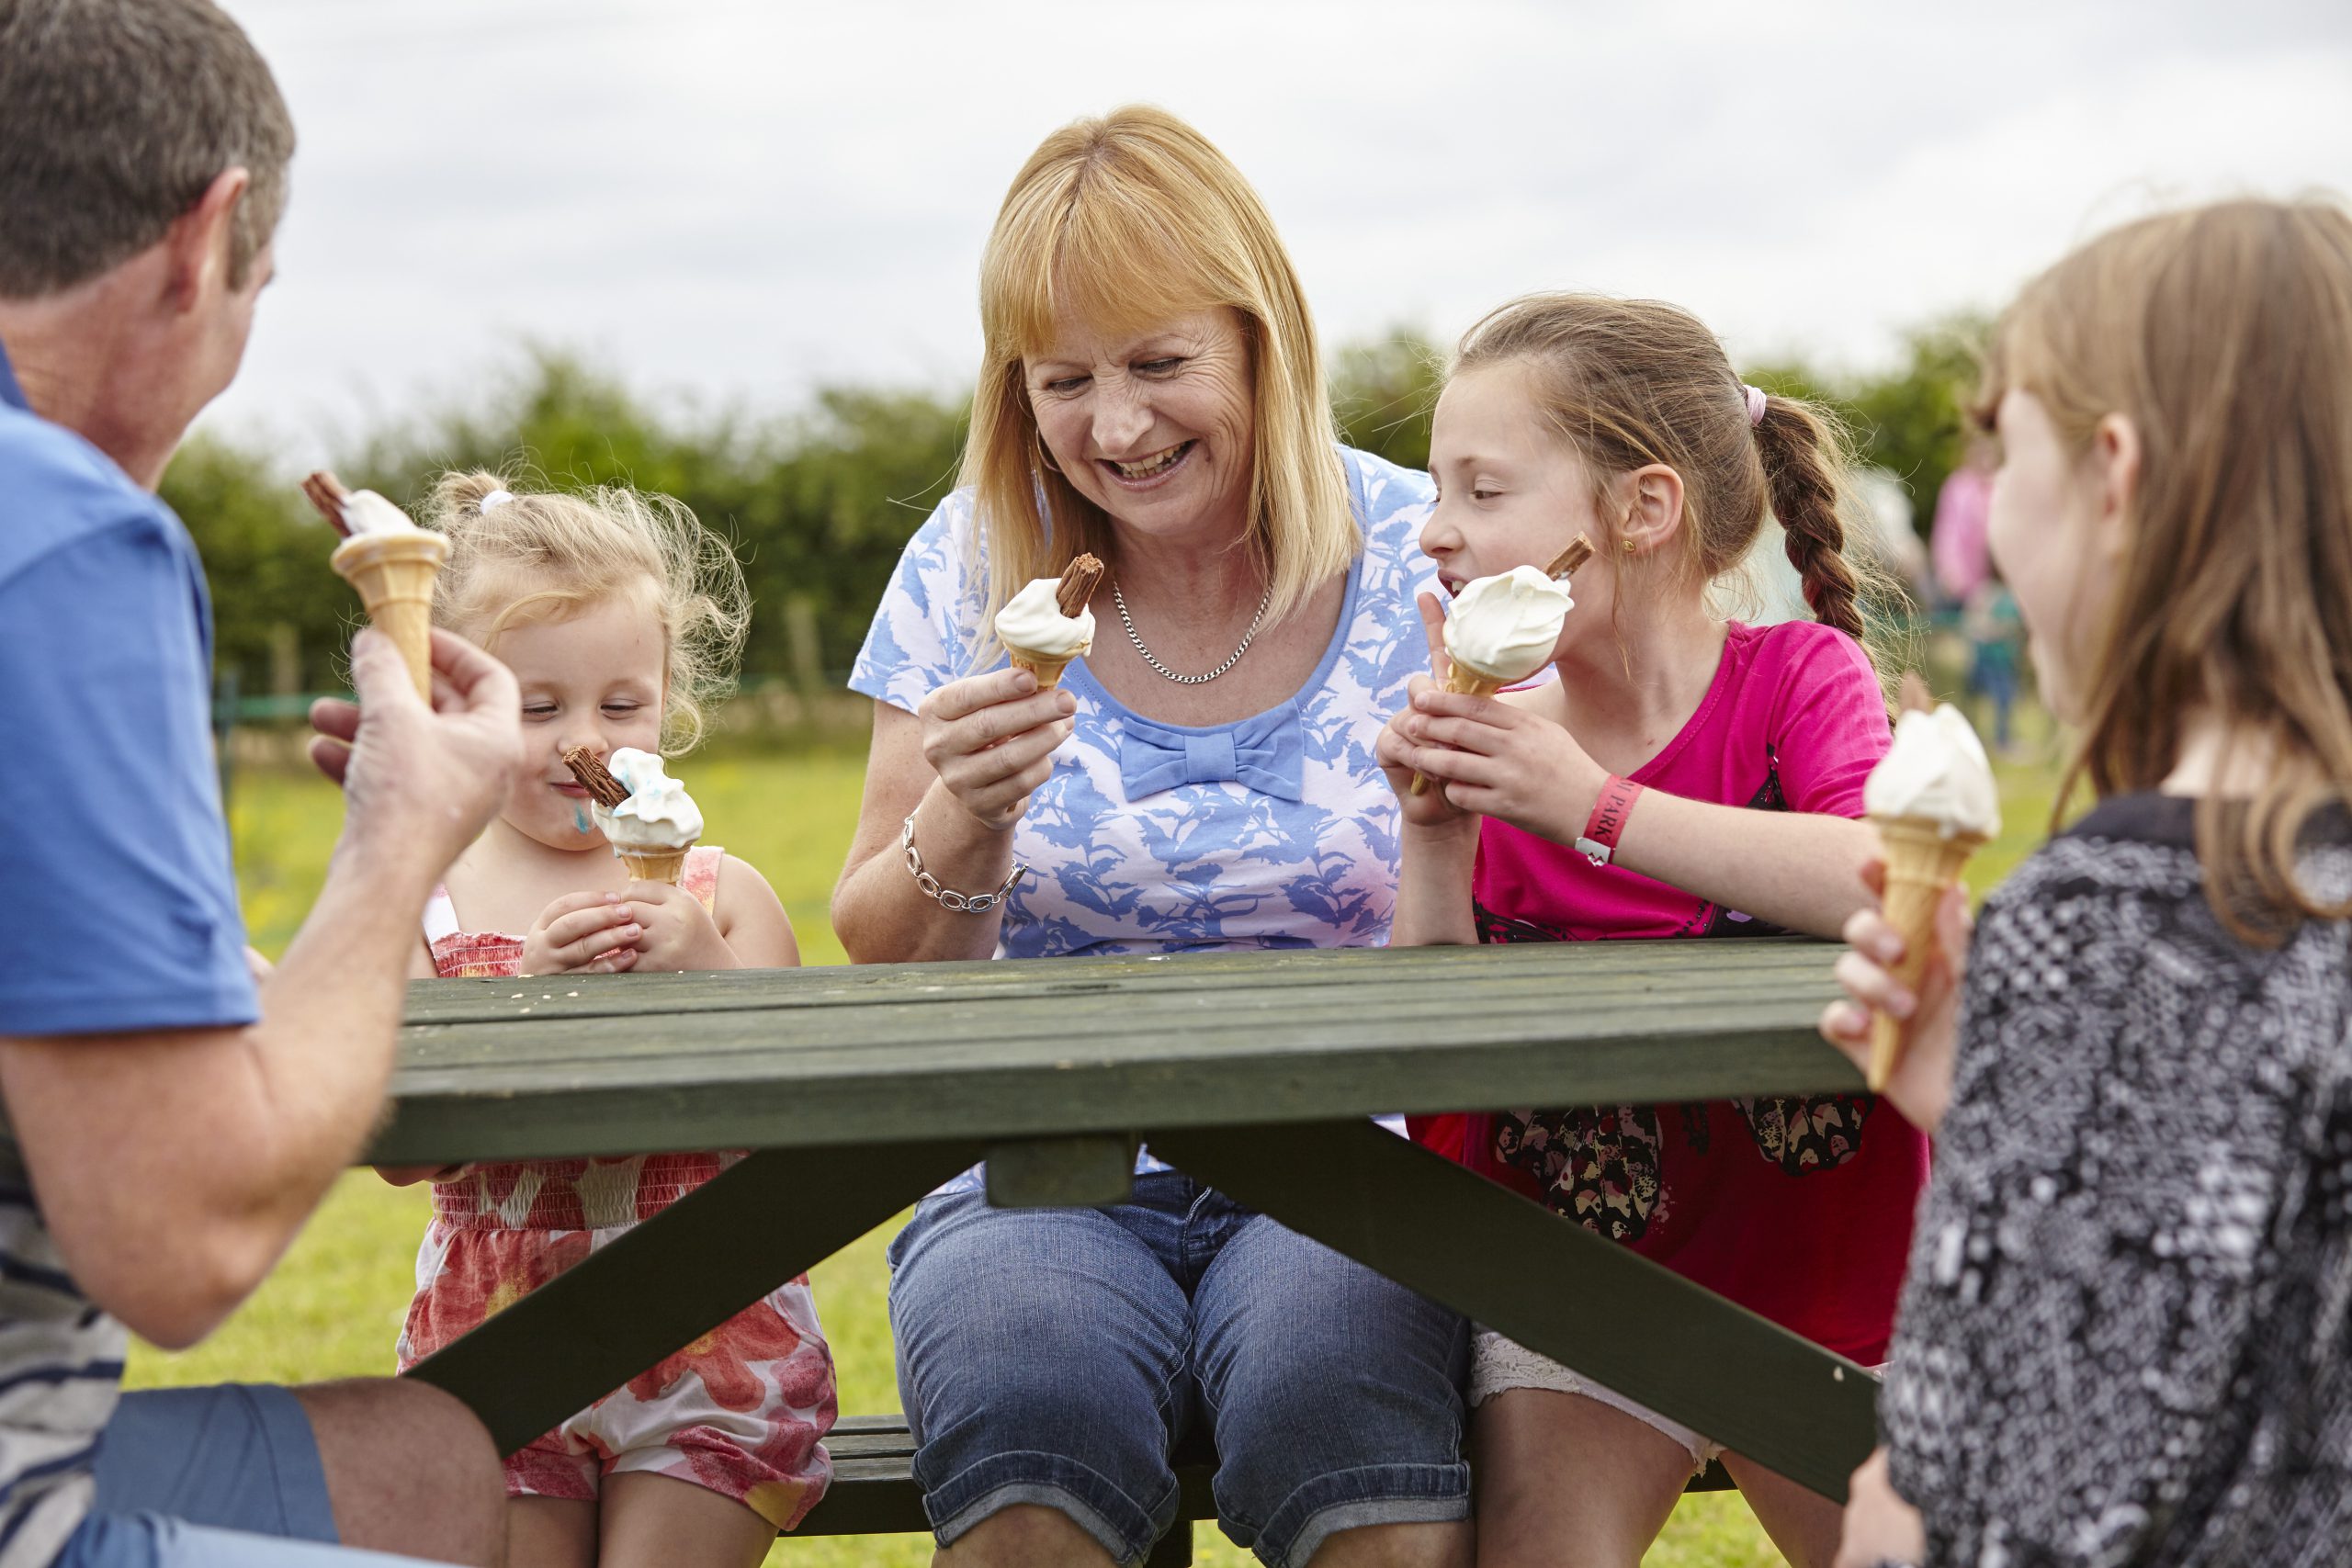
[1401,686,1878,939]
[713,855,800,968]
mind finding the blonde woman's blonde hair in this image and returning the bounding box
[421,471,749,754]
[966,105,1355,642]
[1979,196,2352,942]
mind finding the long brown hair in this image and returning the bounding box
[964,107,1354,654]
[1980,197,2352,941]
[1453,294,1884,663]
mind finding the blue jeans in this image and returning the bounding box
[58,1385,447,1566]
[888,1172,1469,1568]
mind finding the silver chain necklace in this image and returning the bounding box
[1113,577,1272,684]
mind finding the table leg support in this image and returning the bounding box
[404,1138,983,1456]
[1146,1120,1878,1502]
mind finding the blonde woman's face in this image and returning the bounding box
[1986,389,2122,725]
[488,592,669,852]
[1025,307,1257,541]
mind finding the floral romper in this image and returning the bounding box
[394,846,835,1529]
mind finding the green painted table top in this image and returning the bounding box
[371,938,1860,1166]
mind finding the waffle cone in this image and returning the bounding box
[615,844,693,886]
[1008,640,1088,690]
[1444,663,1510,699]
[333,532,449,699]
[1408,662,1511,795]
[1867,815,1987,1090]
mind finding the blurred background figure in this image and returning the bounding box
[1962,578,2024,754]
[1929,434,1997,609]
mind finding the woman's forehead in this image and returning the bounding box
[1022,302,1234,366]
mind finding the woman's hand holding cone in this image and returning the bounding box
[916,666,1077,831]
[1820,857,1972,1134]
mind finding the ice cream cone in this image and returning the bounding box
[332,531,449,699]
[1867,815,1986,1090]
[1408,662,1510,796]
[616,844,693,886]
[1008,643,1086,690]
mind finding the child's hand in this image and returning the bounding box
[1394,684,1603,844]
[1819,861,1972,1134]
[621,881,735,973]
[521,891,642,977]
[1377,674,1475,829]
[1833,1448,1927,1568]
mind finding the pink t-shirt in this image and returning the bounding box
[1410,620,1928,1363]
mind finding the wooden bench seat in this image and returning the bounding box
[796,1414,1733,1564]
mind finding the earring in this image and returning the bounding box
[1032,429,1064,477]
[1621,539,1637,554]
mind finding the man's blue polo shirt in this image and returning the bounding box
[0,342,257,1032]
[0,336,261,1564]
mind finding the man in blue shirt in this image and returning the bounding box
[0,4,526,1564]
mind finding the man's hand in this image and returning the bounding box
[520,892,640,977]
[309,628,525,881]
[620,882,734,972]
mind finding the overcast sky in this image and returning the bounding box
[207,0,2352,466]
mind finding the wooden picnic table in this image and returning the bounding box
[385,937,1883,1521]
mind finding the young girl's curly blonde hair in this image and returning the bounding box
[421,472,749,753]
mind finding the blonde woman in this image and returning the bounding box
[833,109,1469,1568]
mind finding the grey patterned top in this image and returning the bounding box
[1883,792,2352,1567]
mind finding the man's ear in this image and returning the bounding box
[2088,412,2140,563]
[160,166,251,312]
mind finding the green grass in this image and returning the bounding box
[154,734,2071,1565]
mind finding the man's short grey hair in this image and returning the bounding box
[0,0,294,298]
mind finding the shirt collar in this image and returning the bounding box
[0,337,23,412]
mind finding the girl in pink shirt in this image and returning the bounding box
[1378,295,1928,1568]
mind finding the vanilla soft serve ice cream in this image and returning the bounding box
[597,748,704,852]
[336,490,427,536]
[1864,704,2001,840]
[1442,565,1576,683]
[995,577,1095,659]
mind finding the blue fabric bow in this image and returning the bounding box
[1119,702,1306,803]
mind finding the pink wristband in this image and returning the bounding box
[1576,775,1644,867]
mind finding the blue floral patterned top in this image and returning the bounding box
[850,446,1438,961]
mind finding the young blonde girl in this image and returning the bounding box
[1826,198,2352,1568]
[1378,295,1926,1568]
[382,473,833,1568]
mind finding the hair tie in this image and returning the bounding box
[480,489,514,512]
[1742,384,1768,428]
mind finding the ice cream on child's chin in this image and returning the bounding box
[1442,565,1576,684]
[595,748,703,851]
[996,577,1095,659]
[1865,704,2001,839]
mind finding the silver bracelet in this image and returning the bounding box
[900,812,1026,915]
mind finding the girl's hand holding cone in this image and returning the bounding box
[1820,858,1973,1135]
[1385,593,1475,820]
[1385,589,1610,841]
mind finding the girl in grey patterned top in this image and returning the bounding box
[1822,196,2352,1567]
